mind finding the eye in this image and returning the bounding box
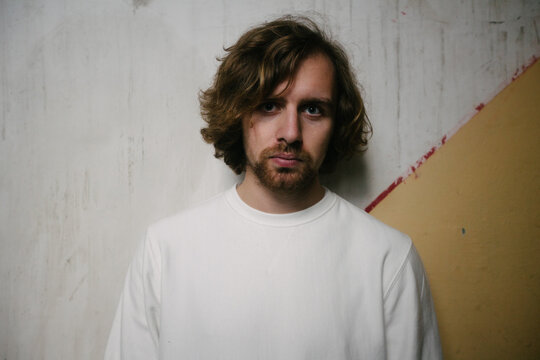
[259,102,278,113]
[304,104,322,116]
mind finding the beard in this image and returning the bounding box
[248,143,319,193]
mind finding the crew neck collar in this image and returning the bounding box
[224,185,337,227]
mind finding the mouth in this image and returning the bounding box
[270,153,302,161]
[269,153,303,167]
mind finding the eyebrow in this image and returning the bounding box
[298,98,336,114]
[263,96,335,107]
[299,97,334,106]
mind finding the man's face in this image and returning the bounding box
[242,53,335,193]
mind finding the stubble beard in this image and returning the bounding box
[249,144,319,194]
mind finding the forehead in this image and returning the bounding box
[270,53,336,99]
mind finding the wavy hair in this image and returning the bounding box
[200,15,371,174]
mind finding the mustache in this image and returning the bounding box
[260,143,312,162]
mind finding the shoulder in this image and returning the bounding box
[331,193,412,249]
[329,192,414,287]
[146,190,229,242]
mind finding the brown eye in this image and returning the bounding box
[261,103,277,112]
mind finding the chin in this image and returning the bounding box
[255,164,318,193]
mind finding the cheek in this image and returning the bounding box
[243,125,267,162]
[316,123,334,150]
[314,124,334,165]
[242,118,257,155]
[243,133,256,161]
[245,121,275,148]
[304,129,331,165]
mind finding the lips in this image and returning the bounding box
[270,153,302,161]
[269,153,303,168]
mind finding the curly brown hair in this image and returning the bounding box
[200,15,371,174]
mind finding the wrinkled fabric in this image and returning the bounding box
[105,186,442,360]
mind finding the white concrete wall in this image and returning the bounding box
[1,0,538,358]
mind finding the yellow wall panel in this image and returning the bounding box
[371,61,540,359]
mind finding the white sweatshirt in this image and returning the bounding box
[105,186,442,359]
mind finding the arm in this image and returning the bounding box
[105,230,162,360]
[384,244,442,360]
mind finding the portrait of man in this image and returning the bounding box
[105,15,442,360]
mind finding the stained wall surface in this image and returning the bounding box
[1,0,539,358]
[371,61,540,359]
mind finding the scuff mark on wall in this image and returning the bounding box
[133,0,153,11]
[534,19,539,44]
[68,273,87,301]
[395,3,402,171]
[128,135,135,195]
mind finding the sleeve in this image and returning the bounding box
[383,244,442,360]
[104,229,162,360]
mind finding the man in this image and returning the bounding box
[105,16,442,359]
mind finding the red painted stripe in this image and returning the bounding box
[364,177,403,213]
[364,136,445,213]
[512,55,538,81]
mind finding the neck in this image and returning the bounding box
[236,170,326,214]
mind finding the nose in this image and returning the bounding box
[277,107,302,145]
